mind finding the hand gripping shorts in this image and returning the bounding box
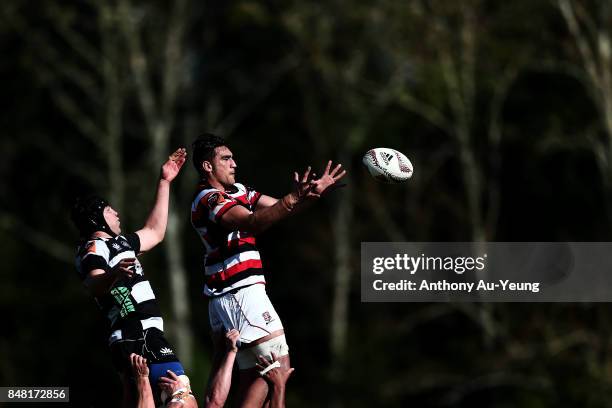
[208,283,288,368]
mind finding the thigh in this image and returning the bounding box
[142,328,183,370]
[237,353,291,408]
[232,285,285,344]
[237,368,269,408]
[110,337,145,376]
[142,328,187,403]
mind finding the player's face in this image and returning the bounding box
[103,206,122,235]
[210,146,237,187]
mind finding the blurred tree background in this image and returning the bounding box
[1,0,612,406]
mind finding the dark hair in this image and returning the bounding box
[192,133,227,177]
[70,195,115,237]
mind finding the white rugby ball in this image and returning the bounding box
[362,147,413,183]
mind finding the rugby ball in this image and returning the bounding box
[362,148,413,183]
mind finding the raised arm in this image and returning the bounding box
[130,353,155,408]
[136,148,187,252]
[205,329,240,408]
[220,161,346,234]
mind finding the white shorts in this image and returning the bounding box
[208,284,284,345]
[236,334,289,369]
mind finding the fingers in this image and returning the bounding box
[226,329,240,343]
[119,258,136,265]
[168,147,187,162]
[225,329,240,351]
[163,148,187,179]
[129,353,148,376]
[116,259,136,278]
[130,353,139,366]
[324,160,332,175]
[257,354,271,367]
[333,169,347,181]
[166,370,179,380]
[226,329,239,339]
[329,163,342,177]
[301,166,312,183]
[158,370,179,387]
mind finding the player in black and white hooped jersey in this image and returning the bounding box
[72,148,197,408]
[190,134,346,407]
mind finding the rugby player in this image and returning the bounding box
[71,148,197,407]
[143,329,293,408]
[190,134,346,407]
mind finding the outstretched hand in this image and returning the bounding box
[293,160,346,201]
[293,166,319,200]
[161,148,187,182]
[311,160,346,196]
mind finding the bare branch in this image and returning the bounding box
[395,91,452,134]
[486,67,522,237]
[160,0,188,128]
[215,57,301,137]
[0,213,74,265]
[47,2,105,76]
[48,82,107,149]
[558,0,601,87]
[117,0,159,133]
[459,3,477,127]
[30,135,106,187]
[2,6,103,104]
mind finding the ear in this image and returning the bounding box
[203,161,213,173]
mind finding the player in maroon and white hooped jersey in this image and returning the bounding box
[190,133,346,407]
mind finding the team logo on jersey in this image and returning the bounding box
[262,311,274,325]
[120,240,130,248]
[110,286,135,317]
[86,241,97,254]
[206,192,225,209]
[160,347,174,356]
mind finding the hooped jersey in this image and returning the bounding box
[191,182,265,297]
[75,233,163,341]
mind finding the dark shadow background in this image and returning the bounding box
[2,1,612,407]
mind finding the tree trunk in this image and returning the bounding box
[150,125,194,368]
[329,160,353,405]
[165,201,193,368]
